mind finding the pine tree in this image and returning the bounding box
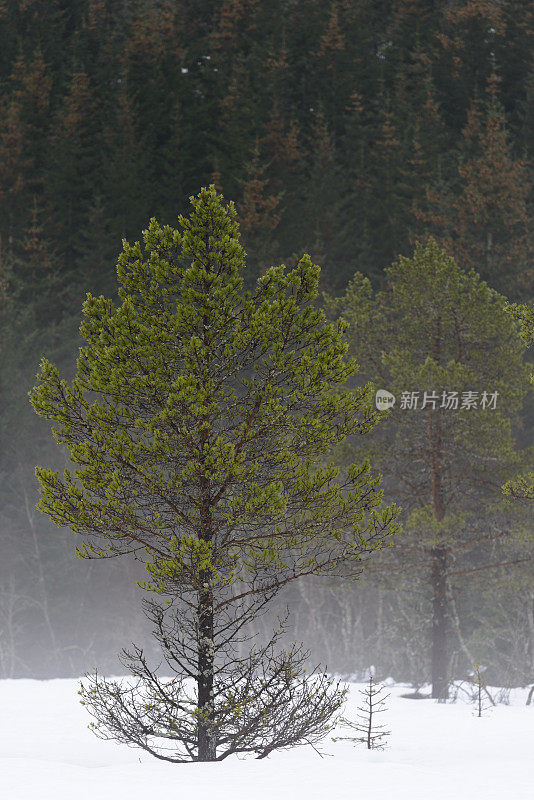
[258,106,306,264]
[0,0,530,686]
[336,89,376,283]
[328,238,532,699]
[502,302,534,500]
[29,186,398,761]
[0,47,55,266]
[216,56,256,198]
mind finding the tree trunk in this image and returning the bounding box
[197,373,216,761]
[428,318,449,699]
[430,546,449,699]
[197,577,216,761]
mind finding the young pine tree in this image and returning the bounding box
[334,671,390,750]
[469,663,494,717]
[29,186,398,761]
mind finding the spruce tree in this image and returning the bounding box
[421,72,531,298]
[237,139,282,281]
[46,70,102,265]
[29,186,397,761]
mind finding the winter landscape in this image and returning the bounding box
[0,2,533,796]
[1,678,532,800]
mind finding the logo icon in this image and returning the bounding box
[375,389,396,410]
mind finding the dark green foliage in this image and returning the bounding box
[0,0,530,293]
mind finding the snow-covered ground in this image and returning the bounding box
[0,678,531,800]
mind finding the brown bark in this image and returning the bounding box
[196,436,216,760]
[196,470,216,760]
[196,299,217,761]
[430,545,448,699]
[197,577,216,761]
[429,318,449,699]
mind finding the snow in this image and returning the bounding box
[0,678,531,799]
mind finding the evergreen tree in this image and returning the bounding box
[336,89,376,283]
[9,48,52,196]
[329,238,532,698]
[46,70,102,265]
[258,105,306,265]
[315,1,351,132]
[29,186,397,760]
[0,99,28,253]
[0,0,531,296]
[102,84,149,242]
[334,671,390,750]
[9,197,69,327]
[237,138,283,281]
[423,73,531,298]
[304,110,341,280]
[433,0,506,129]
[503,302,534,500]
[80,596,347,761]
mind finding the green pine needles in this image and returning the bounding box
[327,238,532,699]
[29,186,398,761]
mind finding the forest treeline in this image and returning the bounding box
[0,0,532,301]
[0,0,532,681]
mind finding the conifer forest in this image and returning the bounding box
[0,2,533,780]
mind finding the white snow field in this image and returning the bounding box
[0,678,531,800]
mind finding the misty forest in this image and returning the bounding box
[0,0,533,795]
